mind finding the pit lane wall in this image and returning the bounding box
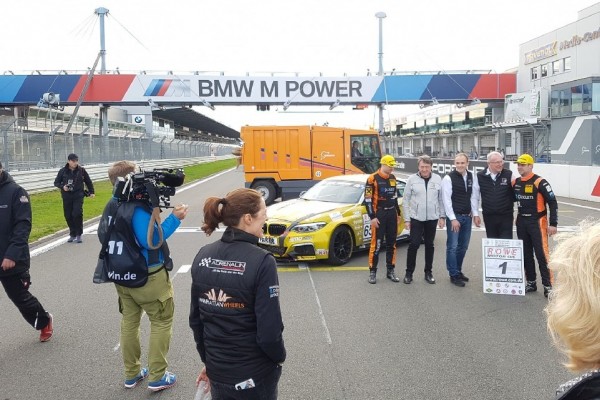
[394,157,600,203]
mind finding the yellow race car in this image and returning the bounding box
[258,174,407,265]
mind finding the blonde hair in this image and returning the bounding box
[545,221,600,372]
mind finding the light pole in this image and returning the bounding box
[95,7,110,141]
[375,11,386,136]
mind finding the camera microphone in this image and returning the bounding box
[159,170,185,187]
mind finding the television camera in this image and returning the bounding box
[113,168,185,208]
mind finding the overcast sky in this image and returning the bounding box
[1,0,597,130]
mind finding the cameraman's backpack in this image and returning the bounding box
[97,200,171,288]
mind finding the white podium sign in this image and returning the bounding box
[482,238,525,296]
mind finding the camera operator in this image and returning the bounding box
[98,160,188,392]
[53,153,95,243]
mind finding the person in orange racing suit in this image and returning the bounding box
[512,154,558,298]
[365,155,401,284]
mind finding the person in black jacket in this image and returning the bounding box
[190,188,286,400]
[472,151,517,239]
[0,161,53,342]
[546,223,600,400]
[53,153,95,243]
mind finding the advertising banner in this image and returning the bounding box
[504,88,548,123]
[481,238,525,296]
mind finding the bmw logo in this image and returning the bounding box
[134,116,143,123]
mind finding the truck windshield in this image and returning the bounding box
[350,135,381,173]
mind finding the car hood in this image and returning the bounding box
[267,199,357,223]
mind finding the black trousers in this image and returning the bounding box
[482,213,513,239]
[210,366,282,400]
[1,271,50,330]
[406,219,438,274]
[516,216,552,287]
[62,192,84,237]
[368,209,398,270]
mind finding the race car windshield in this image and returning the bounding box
[301,180,364,203]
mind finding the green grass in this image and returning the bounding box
[30,158,237,243]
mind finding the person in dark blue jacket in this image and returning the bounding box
[0,161,53,342]
[190,188,286,400]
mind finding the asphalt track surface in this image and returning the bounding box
[2,168,600,400]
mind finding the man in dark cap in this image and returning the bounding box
[0,161,54,341]
[54,153,95,243]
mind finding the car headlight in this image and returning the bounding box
[291,222,327,233]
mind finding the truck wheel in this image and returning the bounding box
[252,181,277,205]
[328,226,353,265]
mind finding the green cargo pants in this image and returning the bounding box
[115,268,174,382]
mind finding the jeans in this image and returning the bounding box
[446,215,472,277]
[210,366,282,400]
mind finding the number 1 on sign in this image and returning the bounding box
[498,261,507,274]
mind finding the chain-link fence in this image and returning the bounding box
[0,122,239,171]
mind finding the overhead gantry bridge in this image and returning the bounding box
[0,70,515,109]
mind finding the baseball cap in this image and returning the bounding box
[68,153,79,161]
[380,154,396,167]
[515,154,534,165]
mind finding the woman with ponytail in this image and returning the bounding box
[190,188,286,400]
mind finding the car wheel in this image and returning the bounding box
[328,226,353,265]
[251,180,277,205]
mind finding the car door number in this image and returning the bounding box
[362,214,372,241]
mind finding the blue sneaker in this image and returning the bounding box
[124,368,148,388]
[148,371,177,392]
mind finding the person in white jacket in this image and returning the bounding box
[402,155,446,284]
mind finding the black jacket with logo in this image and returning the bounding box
[449,170,473,215]
[54,164,95,196]
[476,168,515,216]
[189,227,286,384]
[0,171,32,277]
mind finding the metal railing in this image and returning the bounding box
[1,125,239,170]
[10,156,233,193]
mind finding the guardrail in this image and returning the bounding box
[10,156,232,193]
